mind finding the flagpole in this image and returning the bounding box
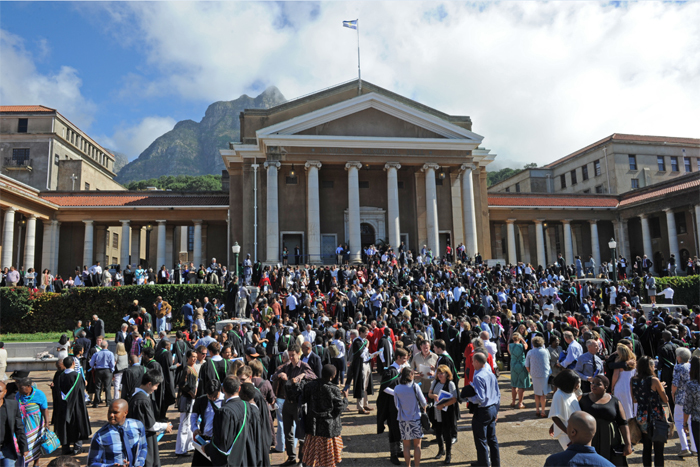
[357,19,361,95]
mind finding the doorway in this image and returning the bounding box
[361,223,376,248]
[281,232,303,264]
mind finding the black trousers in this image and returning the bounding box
[641,430,664,466]
[93,368,113,404]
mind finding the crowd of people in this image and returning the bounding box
[0,244,698,467]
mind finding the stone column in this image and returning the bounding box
[51,220,60,273]
[179,226,188,263]
[264,161,281,263]
[422,163,440,256]
[23,215,37,271]
[345,162,363,263]
[384,162,401,249]
[82,220,94,268]
[94,225,106,266]
[41,219,53,272]
[461,163,479,257]
[155,220,166,268]
[305,161,323,264]
[506,219,517,265]
[664,208,681,273]
[562,219,574,265]
[639,214,653,259]
[193,221,203,267]
[120,220,130,269]
[534,219,546,268]
[131,226,141,267]
[166,225,174,268]
[1,207,15,269]
[589,220,601,270]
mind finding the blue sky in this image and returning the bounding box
[1,1,699,166]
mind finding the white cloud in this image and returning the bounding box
[94,2,700,166]
[0,29,96,129]
[104,116,177,160]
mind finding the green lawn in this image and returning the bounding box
[0,332,117,343]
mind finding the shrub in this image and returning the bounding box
[0,284,226,334]
[622,275,700,306]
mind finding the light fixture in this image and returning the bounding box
[608,238,617,249]
[146,224,153,231]
[438,172,446,180]
[290,164,296,177]
[365,164,370,170]
[231,242,241,254]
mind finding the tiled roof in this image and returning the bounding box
[488,195,618,208]
[41,193,229,207]
[619,177,700,207]
[0,105,55,113]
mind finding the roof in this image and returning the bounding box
[0,105,55,113]
[619,173,700,207]
[488,194,619,208]
[544,133,700,169]
[41,193,229,207]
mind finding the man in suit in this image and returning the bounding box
[300,342,322,379]
[642,255,653,274]
[115,323,129,344]
[0,381,28,463]
[90,315,105,348]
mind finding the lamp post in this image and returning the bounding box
[608,237,618,286]
[231,242,241,279]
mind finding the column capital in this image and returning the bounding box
[345,161,363,171]
[120,219,131,225]
[533,219,545,224]
[263,161,280,170]
[193,220,203,225]
[4,207,15,213]
[83,220,94,225]
[51,219,59,225]
[505,219,516,224]
[27,214,36,220]
[156,220,167,225]
[384,162,401,171]
[561,219,572,225]
[639,213,648,219]
[421,163,440,172]
[588,219,598,225]
[663,208,674,213]
[304,160,322,170]
[460,163,476,173]
[251,163,260,170]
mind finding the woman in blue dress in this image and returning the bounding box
[509,332,532,409]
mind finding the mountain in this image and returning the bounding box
[115,86,286,184]
[105,149,129,174]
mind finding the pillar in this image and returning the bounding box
[1,207,15,269]
[664,208,681,273]
[506,219,517,265]
[23,215,37,271]
[461,164,479,257]
[534,219,546,268]
[156,220,166,268]
[120,220,130,269]
[562,219,574,266]
[82,220,94,268]
[264,161,281,262]
[41,220,52,272]
[306,161,322,263]
[131,226,141,267]
[193,221,203,267]
[639,214,653,260]
[589,220,601,270]
[166,225,174,268]
[385,162,401,249]
[51,220,60,273]
[422,163,440,256]
[179,226,188,263]
[345,162,363,263]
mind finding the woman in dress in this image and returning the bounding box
[525,336,551,417]
[393,366,427,467]
[175,350,197,456]
[580,375,633,466]
[509,332,531,409]
[632,355,669,466]
[56,334,70,360]
[548,336,563,382]
[549,369,581,450]
[672,347,696,457]
[612,343,637,422]
[302,364,348,467]
[112,343,129,399]
[15,378,49,467]
[682,357,700,465]
[428,365,458,464]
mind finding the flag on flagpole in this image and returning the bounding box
[343,19,357,30]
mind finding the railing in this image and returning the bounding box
[4,157,32,168]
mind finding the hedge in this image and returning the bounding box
[621,275,700,306]
[0,284,226,334]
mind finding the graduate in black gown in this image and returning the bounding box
[377,348,408,465]
[141,347,165,420]
[206,376,254,467]
[345,327,373,409]
[49,359,65,426]
[238,366,272,467]
[228,324,245,359]
[55,357,92,455]
[121,355,146,404]
[240,382,266,467]
[127,368,173,467]
[196,343,220,399]
[377,328,394,373]
[155,340,178,420]
[172,331,191,383]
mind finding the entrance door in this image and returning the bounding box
[439,232,451,257]
[321,234,337,264]
[282,233,303,264]
[361,223,376,248]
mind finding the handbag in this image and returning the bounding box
[413,383,431,431]
[40,430,60,456]
[628,418,642,445]
[652,417,669,443]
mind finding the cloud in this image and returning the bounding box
[103,116,177,160]
[0,29,96,129]
[92,2,700,166]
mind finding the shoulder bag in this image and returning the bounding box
[413,383,431,431]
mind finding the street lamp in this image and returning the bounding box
[231,242,241,278]
[608,237,618,285]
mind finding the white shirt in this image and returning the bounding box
[286,294,298,311]
[302,330,316,344]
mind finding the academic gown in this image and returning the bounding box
[54,370,92,445]
[436,352,461,423]
[207,398,253,467]
[196,357,220,398]
[378,337,393,372]
[144,359,165,418]
[376,364,401,443]
[228,332,245,359]
[155,348,178,419]
[121,365,146,404]
[252,389,272,467]
[348,338,373,400]
[246,403,265,467]
[172,339,189,383]
[128,390,161,467]
[50,368,62,425]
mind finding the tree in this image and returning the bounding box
[125,174,222,191]
[486,162,537,187]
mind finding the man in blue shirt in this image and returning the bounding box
[465,352,501,467]
[87,399,147,467]
[544,411,614,467]
[90,341,116,408]
[181,299,194,333]
[574,340,603,393]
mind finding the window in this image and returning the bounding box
[570,170,577,185]
[515,182,521,193]
[17,118,28,133]
[84,182,90,190]
[628,155,637,170]
[188,226,194,251]
[11,148,29,163]
[675,212,687,234]
[505,187,510,193]
[582,165,589,181]
[321,180,334,188]
[560,174,566,189]
[397,181,405,189]
[583,189,591,193]
[671,156,679,172]
[657,156,666,171]
[112,257,118,266]
[285,176,298,185]
[685,157,693,172]
[595,185,604,193]
[631,178,639,189]
[594,160,602,176]
[112,232,119,249]
[54,154,59,165]
[359,181,369,189]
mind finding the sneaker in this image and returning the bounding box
[680,450,693,457]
